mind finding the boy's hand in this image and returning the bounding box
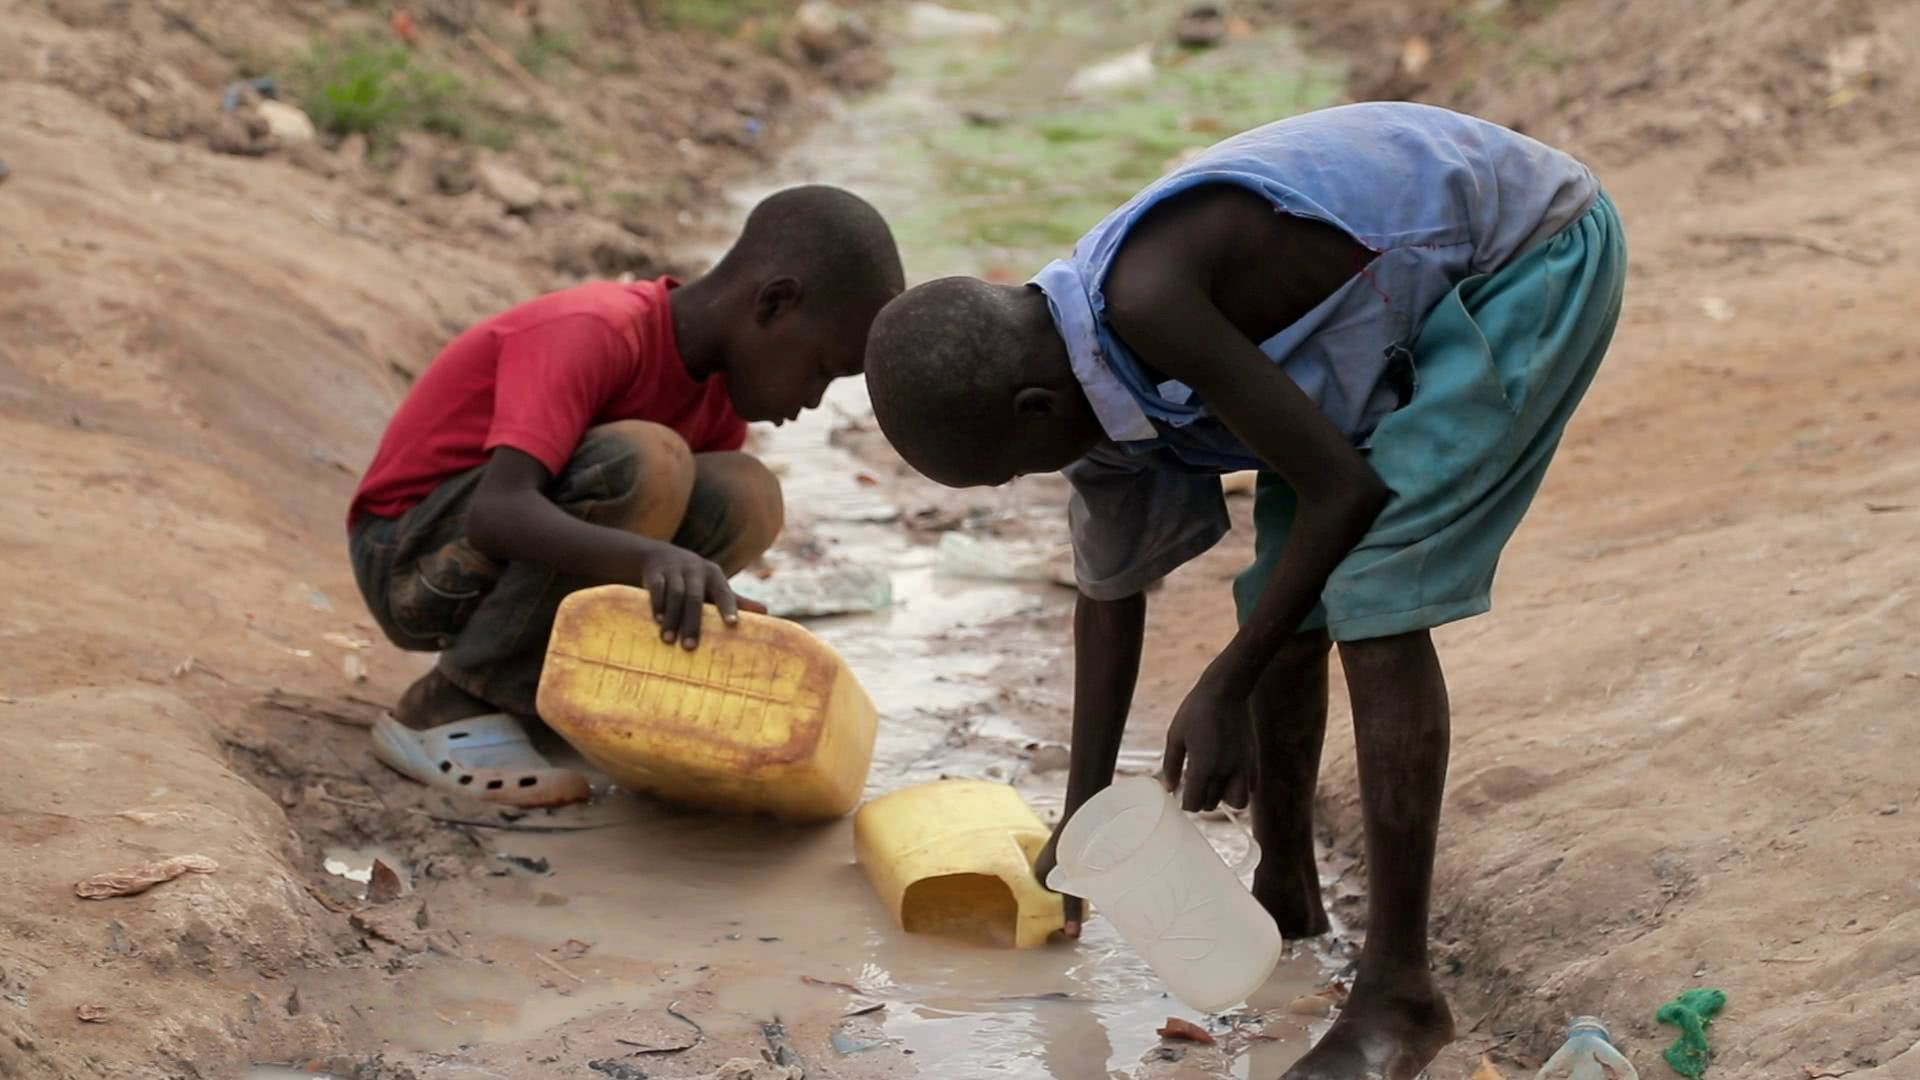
[636,540,743,649]
[1161,673,1253,813]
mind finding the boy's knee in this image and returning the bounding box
[682,452,785,575]
[572,421,696,538]
[1338,630,1437,683]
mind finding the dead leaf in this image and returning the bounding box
[75,1004,109,1023]
[1155,1017,1215,1045]
[854,472,879,487]
[801,974,864,994]
[75,854,219,899]
[558,937,593,959]
[1472,1054,1507,1080]
[366,859,405,904]
[1287,993,1334,1018]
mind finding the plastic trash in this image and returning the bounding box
[730,562,893,618]
[1535,1016,1638,1080]
[537,585,879,821]
[855,779,1065,948]
[901,2,1007,40]
[1045,775,1282,1011]
[935,532,1075,587]
[1065,44,1156,99]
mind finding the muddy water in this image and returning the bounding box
[295,6,1349,1078]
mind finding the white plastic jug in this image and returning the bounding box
[1044,775,1284,1012]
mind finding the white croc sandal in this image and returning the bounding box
[371,713,590,807]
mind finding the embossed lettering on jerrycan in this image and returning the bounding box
[1045,775,1284,1012]
[536,584,879,822]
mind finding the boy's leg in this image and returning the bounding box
[668,450,785,577]
[1248,628,1333,939]
[407,422,780,725]
[1283,630,1453,1080]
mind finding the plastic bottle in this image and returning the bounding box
[1535,1016,1639,1080]
[1044,775,1283,1012]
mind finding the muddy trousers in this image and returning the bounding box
[349,421,784,716]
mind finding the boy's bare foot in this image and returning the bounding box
[1251,860,1331,939]
[395,667,495,730]
[1281,975,1453,1080]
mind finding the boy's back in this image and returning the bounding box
[350,280,744,527]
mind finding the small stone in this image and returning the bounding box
[546,219,666,279]
[256,100,318,144]
[791,1,869,62]
[1174,4,1228,48]
[207,111,272,156]
[475,158,543,213]
[1877,804,1900,815]
[1027,744,1071,773]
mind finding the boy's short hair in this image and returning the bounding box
[864,277,1025,483]
[717,185,904,321]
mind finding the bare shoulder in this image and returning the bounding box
[1105,185,1274,298]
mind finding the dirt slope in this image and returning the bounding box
[1127,1,1920,1075]
[1,1,843,1074]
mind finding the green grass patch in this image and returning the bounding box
[294,31,508,147]
[908,46,1343,259]
[652,0,790,37]
[514,28,578,76]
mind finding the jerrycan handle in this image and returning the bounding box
[1043,782,1262,895]
[1217,804,1263,876]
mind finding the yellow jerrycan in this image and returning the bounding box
[536,584,878,822]
[854,779,1066,948]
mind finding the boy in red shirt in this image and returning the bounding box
[349,186,903,729]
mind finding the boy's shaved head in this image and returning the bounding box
[696,185,903,425]
[715,185,904,319]
[866,277,1103,487]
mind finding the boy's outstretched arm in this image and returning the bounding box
[1036,589,1147,936]
[1104,202,1388,813]
[466,446,753,649]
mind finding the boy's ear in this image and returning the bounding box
[1012,387,1060,416]
[754,276,803,326]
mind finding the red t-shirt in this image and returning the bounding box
[348,278,746,527]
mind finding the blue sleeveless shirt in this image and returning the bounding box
[1034,101,1597,469]
[1039,103,1599,598]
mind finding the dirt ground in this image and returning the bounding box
[3,0,1918,1077]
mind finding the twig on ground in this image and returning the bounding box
[535,951,586,984]
[1692,230,1893,266]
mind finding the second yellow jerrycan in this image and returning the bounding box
[854,779,1066,948]
[535,584,878,822]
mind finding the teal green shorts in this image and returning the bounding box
[1233,192,1627,640]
